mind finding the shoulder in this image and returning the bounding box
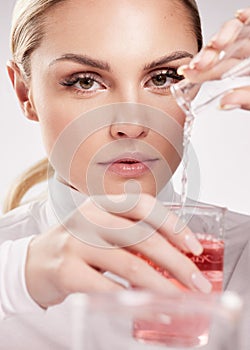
[186,197,250,230]
[225,209,250,230]
[224,209,250,256]
[224,209,250,249]
[0,199,48,242]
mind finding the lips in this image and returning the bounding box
[98,153,159,178]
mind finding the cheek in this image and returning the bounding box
[39,113,72,155]
[30,76,93,153]
[165,103,186,127]
[68,132,104,176]
[36,98,90,156]
[154,133,183,162]
[142,92,186,126]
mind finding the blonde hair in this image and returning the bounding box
[5,0,202,213]
[3,158,54,213]
[11,0,66,78]
[4,0,65,213]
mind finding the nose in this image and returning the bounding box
[108,100,150,139]
[110,122,149,139]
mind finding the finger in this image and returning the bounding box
[185,19,245,72]
[60,259,125,293]
[220,87,250,111]
[73,212,210,291]
[130,195,203,255]
[73,197,166,248]
[179,57,240,83]
[207,18,244,51]
[129,233,211,293]
[66,196,202,253]
[104,193,203,255]
[156,211,203,255]
[62,207,115,248]
[64,196,158,248]
[235,8,250,24]
[81,245,182,294]
[65,217,211,294]
[89,193,202,255]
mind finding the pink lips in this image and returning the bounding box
[99,153,158,178]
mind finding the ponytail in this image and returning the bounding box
[3,158,54,213]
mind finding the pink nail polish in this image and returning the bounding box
[191,272,212,294]
[184,234,203,256]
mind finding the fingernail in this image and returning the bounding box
[191,272,212,294]
[219,104,241,111]
[184,234,203,256]
[189,49,218,70]
[218,50,226,61]
[235,9,248,23]
[177,64,189,75]
[206,36,218,49]
[235,9,245,18]
[206,41,215,48]
[188,51,203,69]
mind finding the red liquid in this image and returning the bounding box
[133,234,224,347]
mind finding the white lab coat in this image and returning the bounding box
[0,177,249,349]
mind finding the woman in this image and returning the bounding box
[0,0,249,349]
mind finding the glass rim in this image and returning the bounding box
[71,290,242,320]
[161,202,227,214]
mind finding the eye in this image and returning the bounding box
[60,72,107,95]
[78,77,96,90]
[152,74,169,87]
[144,68,184,94]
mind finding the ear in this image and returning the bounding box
[7,60,39,122]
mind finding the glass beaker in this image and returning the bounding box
[170,18,250,206]
[170,18,250,115]
[70,290,242,350]
[133,203,226,293]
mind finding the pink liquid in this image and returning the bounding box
[133,314,210,347]
[133,234,224,347]
[186,234,224,292]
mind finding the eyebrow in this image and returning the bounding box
[49,50,193,72]
[143,51,193,70]
[49,54,111,71]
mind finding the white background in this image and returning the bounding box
[0,0,250,214]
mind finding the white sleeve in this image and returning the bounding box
[0,236,45,319]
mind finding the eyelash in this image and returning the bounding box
[144,68,184,94]
[59,68,184,96]
[60,72,106,96]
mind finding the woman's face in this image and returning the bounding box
[28,0,198,195]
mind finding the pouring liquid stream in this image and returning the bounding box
[180,108,195,207]
[178,57,250,209]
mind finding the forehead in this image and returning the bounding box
[39,0,197,61]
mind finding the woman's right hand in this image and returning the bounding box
[25,194,211,309]
[178,8,250,110]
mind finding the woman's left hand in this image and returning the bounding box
[179,8,250,110]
